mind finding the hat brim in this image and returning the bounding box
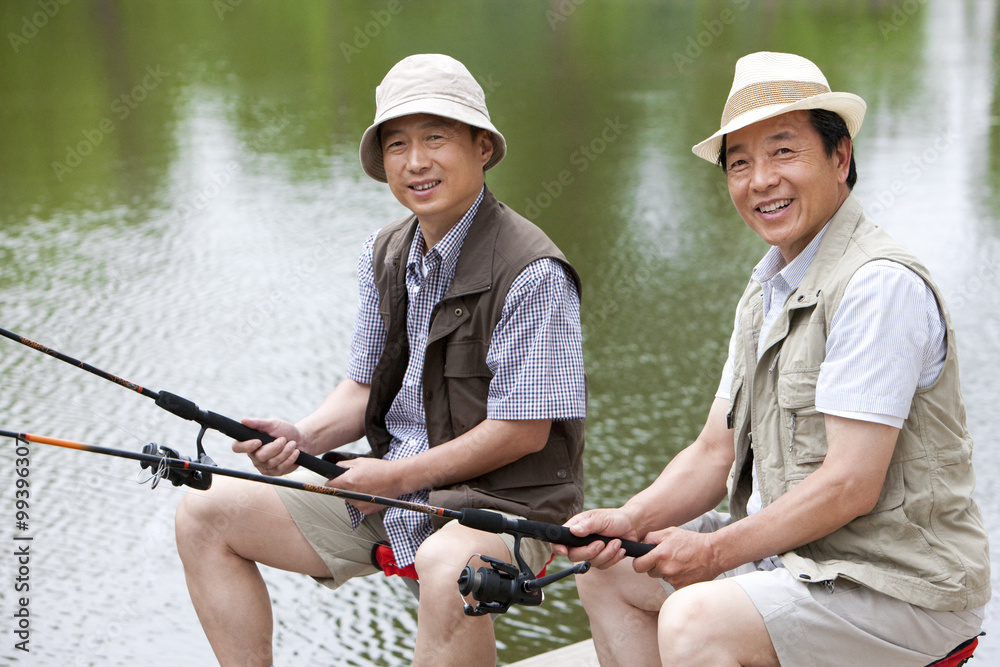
[691,92,867,164]
[359,97,507,182]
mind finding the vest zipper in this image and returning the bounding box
[789,412,797,452]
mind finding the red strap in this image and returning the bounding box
[927,636,979,667]
[371,543,557,582]
[372,542,419,581]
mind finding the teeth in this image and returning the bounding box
[412,181,439,191]
[760,199,791,213]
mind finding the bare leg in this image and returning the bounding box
[411,521,514,666]
[576,559,668,666]
[658,579,778,667]
[175,476,333,667]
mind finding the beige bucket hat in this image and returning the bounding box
[359,54,506,182]
[692,52,867,164]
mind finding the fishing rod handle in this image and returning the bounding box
[154,391,346,479]
[458,508,654,558]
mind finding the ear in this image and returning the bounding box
[835,136,852,184]
[477,130,494,167]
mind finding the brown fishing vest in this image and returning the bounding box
[364,187,585,524]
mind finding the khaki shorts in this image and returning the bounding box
[276,468,552,590]
[663,511,984,666]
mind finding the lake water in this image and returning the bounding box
[1,1,998,664]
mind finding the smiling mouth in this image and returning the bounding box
[758,199,791,214]
[411,181,440,192]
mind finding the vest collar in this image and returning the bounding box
[382,186,500,300]
[751,195,865,355]
[442,186,501,299]
[792,194,865,310]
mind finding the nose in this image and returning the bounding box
[749,158,779,192]
[405,143,431,173]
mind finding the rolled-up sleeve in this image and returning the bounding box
[347,233,386,384]
[486,258,586,421]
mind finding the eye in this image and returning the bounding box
[728,158,748,171]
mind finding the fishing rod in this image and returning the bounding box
[1,429,653,615]
[0,326,345,479]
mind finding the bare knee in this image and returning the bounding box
[658,584,716,660]
[174,479,249,561]
[658,581,776,667]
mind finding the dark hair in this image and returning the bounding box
[717,109,857,190]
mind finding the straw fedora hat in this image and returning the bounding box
[359,54,506,182]
[692,52,866,164]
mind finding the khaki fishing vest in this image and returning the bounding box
[364,187,586,525]
[727,195,990,611]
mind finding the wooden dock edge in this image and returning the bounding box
[505,638,599,666]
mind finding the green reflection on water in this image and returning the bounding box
[1,1,996,664]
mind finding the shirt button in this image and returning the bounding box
[556,469,568,479]
[454,308,463,317]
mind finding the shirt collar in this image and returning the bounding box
[406,186,485,278]
[752,220,831,293]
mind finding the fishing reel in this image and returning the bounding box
[457,533,590,616]
[139,425,216,491]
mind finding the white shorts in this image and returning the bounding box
[662,511,983,665]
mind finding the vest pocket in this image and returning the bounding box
[777,368,825,468]
[442,339,493,434]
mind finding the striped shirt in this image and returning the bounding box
[346,188,586,566]
[716,221,946,556]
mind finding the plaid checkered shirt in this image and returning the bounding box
[345,187,585,567]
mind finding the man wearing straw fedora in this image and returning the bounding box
[556,52,989,665]
[175,54,586,666]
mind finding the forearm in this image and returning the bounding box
[623,439,731,537]
[708,465,870,571]
[295,378,370,456]
[394,418,550,495]
[623,397,734,536]
[707,415,898,571]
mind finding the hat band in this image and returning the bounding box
[721,80,832,127]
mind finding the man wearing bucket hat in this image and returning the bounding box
[175,54,586,666]
[556,52,989,665]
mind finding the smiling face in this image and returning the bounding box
[380,113,493,240]
[724,110,852,262]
